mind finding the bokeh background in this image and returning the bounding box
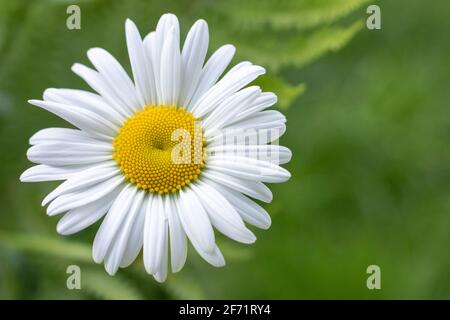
[1,0,449,299]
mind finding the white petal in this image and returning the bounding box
[160,27,181,106]
[20,164,86,182]
[208,145,292,165]
[175,191,225,267]
[28,99,117,139]
[47,176,124,216]
[92,184,136,264]
[226,110,286,131]
[155,13,180,42]
[42,161,118,206]
[177,188,215,253]
[120,195,146,268]
[87,48,141,113]
[201,246,225,267]
[71,63,132,118]
[155,13,180,50]
[208,181,271,229]
[43,88,124,126]
[56,191,117,235]
[191,182,256,244]
[191,64,265,117]
[30,141,113,154]
[30,128,110,145]
[187,44,235,109]
[103,189,145,275]
[234,92,277,122]
[153,227,169,283]
[143,32,159,102]
[151,13,180,104]
[226,61,252,75]
[179,19,209,107]
[165,194,187,273]
[202,170,272,203]
[125,19,155,106]
[206,156,291,183]
[191,243,225,267]
[207,124,286,146]
[143,194,168,275]
[203,86,261,133]
[26,141,112,166]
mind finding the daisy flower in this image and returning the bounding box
[21,13,291,282]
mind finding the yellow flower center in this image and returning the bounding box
[113,105,205,194]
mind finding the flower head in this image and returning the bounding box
[21,13,291,282]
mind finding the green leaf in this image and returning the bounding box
[164,274,206,300]
[217,0,372,31]
[0,231,92,262]
[82,268,144,300]
[217,241,253,261]
[255,75,306,109]
[235,20,364,71]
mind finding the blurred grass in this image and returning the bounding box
[1,0,450,299]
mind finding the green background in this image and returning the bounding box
[1,0,449,299]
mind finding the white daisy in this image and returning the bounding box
[20,13,291,282]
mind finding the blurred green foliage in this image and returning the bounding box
[1,0,449,299]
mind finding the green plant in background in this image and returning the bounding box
[0,0,379,299]
[203,0,371,108]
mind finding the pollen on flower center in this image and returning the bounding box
[113,105,206,194]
